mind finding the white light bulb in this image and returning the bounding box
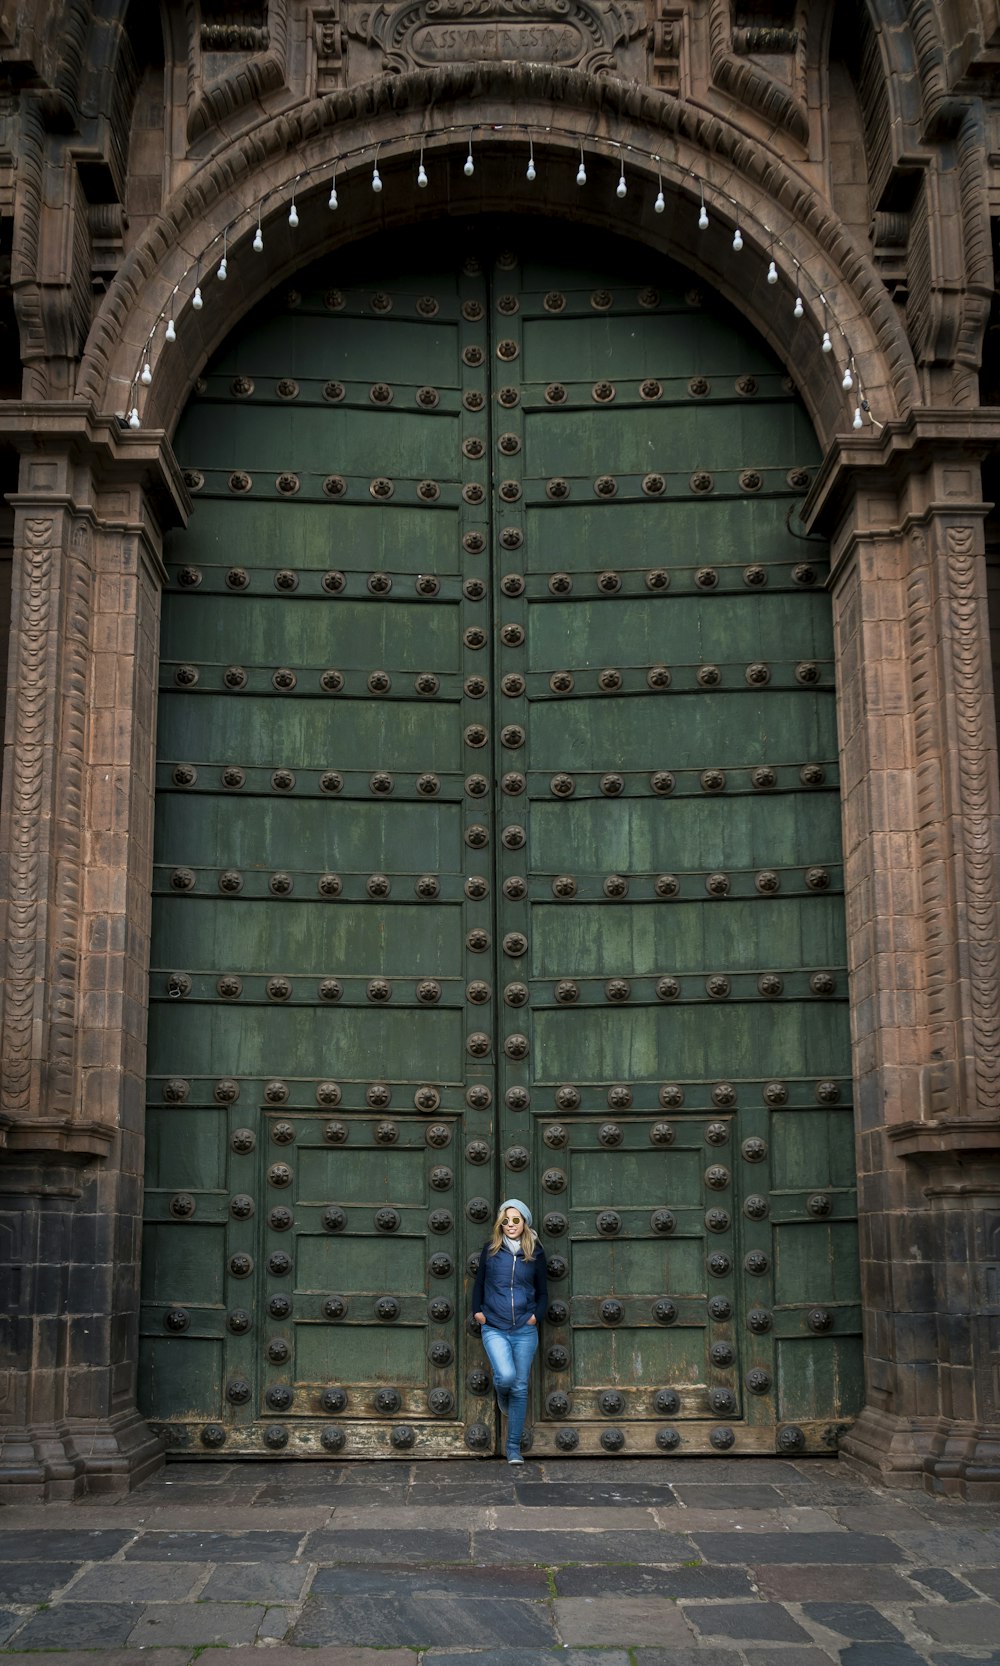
[192,285,203,309]
[371,167,382,193]
[793,295,804,319]
[616,174,627,199]
[165,319,176,342]
[217,257,227,280]
[288,202,299,227]
[655,190,665,213]
[140,361,152,386]
[464,152,474,177]
[732,227,743,251]
[842,366,854,389]
[328,184,338,210]
[128,407,140,430]
[526,159,536,181]
[253,228,263,253]
[852,406,863,430]
[698,204,709,231]
[576,162,587,186]
[417,163,427,188]
[821,329,832,352]
[767,259,778,284]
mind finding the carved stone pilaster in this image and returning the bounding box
[808,412,1000,1498]
[0,408,184,1498]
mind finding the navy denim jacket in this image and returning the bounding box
[470,1240,548,1330]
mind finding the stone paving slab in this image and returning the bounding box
[888,1527,1000,1560]
[687,1600,815,1642]
[671,1484,784,1509]
[743,1652,838,1666]
[931,1654,1000,1665]
[908,1567,980,1601]
[319,1504,486,1530]
[514,1481,677,1507]
[199,1562,313,1601]
[910,1603,1000,1644]
[0,1563,84,1603]
[291,1594,557,1649]
[965,1567,1000,1598]
[0,1530,136,1560]
[124,1528,304,1560]
[473,1527,691,1563]
[750,1562,927,1602]
[636,1654,779,1666]
[553,1594,695,1646]
[303,1528,472,1563]
[653,1505,839,1531]
[800,1601,910,1641]
[400,1483,520,1507]
[832,1501,939,1531]
[421,1654,628,1666]
[126,1601,267,1646]
[487,1503,659,1528]
[553,1562,756,1598]
[0,1653,193,1666]
[141,1506,333,1529]
[64,1563,206,1601]
[838,1647,930,1666]
[256,1484,412,1508]
[693,1528,899,1562]
[213,1650,419,1666]
[311,1564,550,1598]
[7,1602,143,1650]
[0,1509,149,1530]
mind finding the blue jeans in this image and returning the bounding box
[480,1322,538,1456]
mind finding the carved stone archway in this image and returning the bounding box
[2,53,1000,1498]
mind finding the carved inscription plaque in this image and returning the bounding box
[347,0,646,75]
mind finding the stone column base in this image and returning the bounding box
[841,1406,1000,1501]
[0,1408,165,1501]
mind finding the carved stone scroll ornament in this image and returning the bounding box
[945,523,1000,1112]
[1,517,53,1117]
[348,0,646,74]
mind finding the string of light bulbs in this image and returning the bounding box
[124,123,876,435]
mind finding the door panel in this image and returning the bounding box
[140,224,862,1458]
[489,241,859,1458]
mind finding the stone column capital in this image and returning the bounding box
[803,409,1000,547]
[0,402,188,536]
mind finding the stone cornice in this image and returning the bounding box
[0,1117,116,1164]
[889,1117,1000,1162]
[0,403,189,533]
[804,408,1000,541]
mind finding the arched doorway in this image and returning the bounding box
[139,220,862,1459]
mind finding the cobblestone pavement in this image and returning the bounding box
[1,1457,1000,1664]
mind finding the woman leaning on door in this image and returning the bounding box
[471,1198,548,1465]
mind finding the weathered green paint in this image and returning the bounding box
[140,225,862,1458]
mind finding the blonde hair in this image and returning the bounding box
[488,1205,538,1261]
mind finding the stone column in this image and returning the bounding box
[809,414,1000,1500]
[0,408,186,1499]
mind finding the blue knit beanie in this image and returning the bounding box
[499,1197,533,1228]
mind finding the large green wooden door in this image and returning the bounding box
[141,224,862,1458]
